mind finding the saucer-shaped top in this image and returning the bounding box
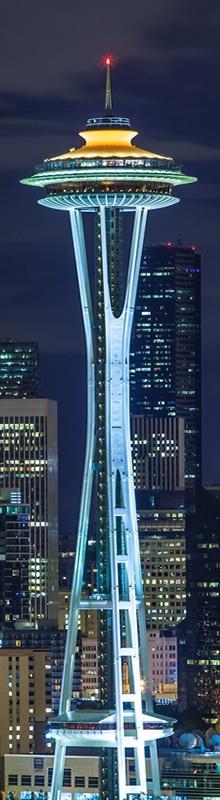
[47,125,171,163]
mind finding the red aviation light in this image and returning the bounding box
[105,57,111,66]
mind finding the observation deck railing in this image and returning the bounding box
[36,157,178,173]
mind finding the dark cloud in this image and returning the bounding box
[145,0,220,53]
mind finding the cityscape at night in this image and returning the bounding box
[1,2,220,799]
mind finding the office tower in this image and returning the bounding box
[0,492,30,623]
[130,243,201,492]
[133,416,186,634]
[179,487,220,721]
[0,399,58,623]
[139,519,186,630]
[131,414,185,491]
[0,340,40,398]
[22,60,196,800]
[130,244,201,721]
[137,492,186,630]
[0,648,52,755]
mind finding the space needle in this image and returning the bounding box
[22,60,197,800]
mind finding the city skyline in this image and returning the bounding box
[1,3,220,538]
[0,6,220,799]
[20,47,199,796]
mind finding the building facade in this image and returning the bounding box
[0,649,52,756]
[81,637,99,701]
[0,400,58,623]
[1,754,99,799]
[160,749,220,799]
[179,487,220,720]
[0,341,39,399]
[0,494,30,623]
[131,414,184,492]
[130,242,201,491]
[3,750,219,800]
[130,242,201,721]
[0,625,81,721]
[139,523,186,630]
[148,630,178,703]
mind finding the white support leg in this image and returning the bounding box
[50,741,66,800]
[50,210,95,800]
[149,739,161,797]
[50,204,162,800]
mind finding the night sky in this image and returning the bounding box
[1,0,220,534]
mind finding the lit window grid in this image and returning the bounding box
[0,415,48,621]
[140,536,186,629]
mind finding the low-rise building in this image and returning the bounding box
[0,649,52,756]
[1,754,99,799]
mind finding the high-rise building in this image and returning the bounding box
[0,493,30,624]
[179,487,220,721]
[22,60,196,800]
[131,414,184,492]
[136,490,185,705]
[130,243,201,492]
[132,413,186,637]
[0,399,58,623]
[137,494,186,631]
[130,243,201,722]
[140,532,186,631]
[0,340,40,398]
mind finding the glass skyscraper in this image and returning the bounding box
[0,399,58,623]
[130,242,201,491]
[179,486,220,721]
[0,342,58,625]
[130,242,201,715]
[0,340,40,398]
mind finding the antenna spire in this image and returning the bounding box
[105,57,112,113]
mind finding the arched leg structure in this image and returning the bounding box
[50,206,161,800]
[50,209,95,800]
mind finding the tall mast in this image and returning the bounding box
[105,57,112,113]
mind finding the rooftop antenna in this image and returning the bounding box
[105,57,112,114]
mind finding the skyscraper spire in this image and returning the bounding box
[105,57,112,113]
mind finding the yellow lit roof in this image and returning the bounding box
[47,128,171,162]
